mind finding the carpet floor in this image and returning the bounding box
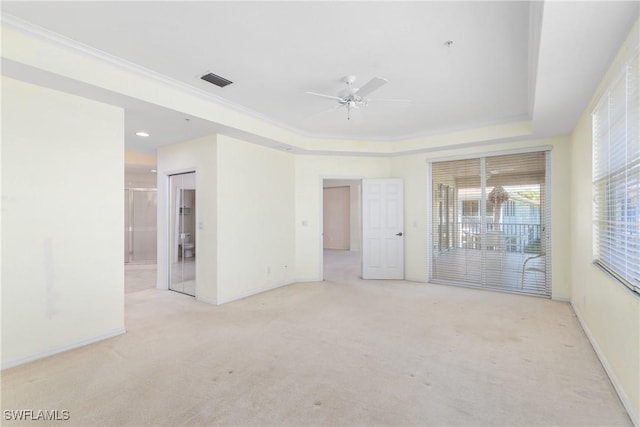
[0,250,631,426]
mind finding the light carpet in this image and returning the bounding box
[0,250,631,426]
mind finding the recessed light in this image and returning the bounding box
[151,169,157,173]
[135,131,150,137]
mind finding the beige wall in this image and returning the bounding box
[569,19,639,424]
[216,135,296,303]
[323,187,351,250]
[390,136,572,300]
[158,134,295,304]
[1,77,125,368]
[125,171,157,189]
[295,155,391,281]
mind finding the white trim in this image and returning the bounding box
[165,170,197,295]
[405,276,429,284]
[196,295,217,306]
[527,0,544,118]
[295,277,323,283]
[551,296,570,302]
[320,177,324,282]
[0,14,534,145]
[1,328,126,370]
[544,150,553,297]
[288,115,532,144]
[0,14,306,139]
[571,301,638,427]
[425,144,553,164]
[426,162,434,281]
[295,133,538,159]
[216,281,294,305]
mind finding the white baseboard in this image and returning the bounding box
[404,276,428,283]
[216,281,294,305]
[196,295,217,305]
[1,327,127,370]
[552,296,570,302]
[570,301,638,426]
[294,277,322,283]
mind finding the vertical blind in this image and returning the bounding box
[592,51,640,294]
[430,152,550,297]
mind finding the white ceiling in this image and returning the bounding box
[2,1,639,151]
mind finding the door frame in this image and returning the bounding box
[167,171,197,296]
[158,168,197,292]
[319,176,363,281]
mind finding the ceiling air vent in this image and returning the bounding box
[200,72,233,88]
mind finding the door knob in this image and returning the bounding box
[396,232,403,236]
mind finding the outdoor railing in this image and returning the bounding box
[436,221,542,254]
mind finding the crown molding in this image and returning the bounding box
[0,13,310,136]
[527,1,545,119]
[1,13,534,149]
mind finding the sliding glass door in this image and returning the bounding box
[430,151,550,296]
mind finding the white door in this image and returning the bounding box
[362,179,404,279]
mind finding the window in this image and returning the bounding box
[504,200,516,217]
[592,50,640,294]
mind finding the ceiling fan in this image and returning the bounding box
[305,76,410,120]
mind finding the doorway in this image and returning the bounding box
[322,179,362,281]
[168,172,197,296]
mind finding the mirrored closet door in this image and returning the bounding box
[168,172,196,296]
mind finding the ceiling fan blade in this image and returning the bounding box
[304,91,343,101]
[302,103,344,122]
[367,98,412,103]
[356,77,388,97]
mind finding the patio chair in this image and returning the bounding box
[521,253,545,289]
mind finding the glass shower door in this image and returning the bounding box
[169,173,196,296]
[124,189,157,263]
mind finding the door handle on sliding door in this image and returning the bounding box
[396,232,403,236]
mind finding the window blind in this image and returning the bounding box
[430,152,550,297]
[592,51,640,294]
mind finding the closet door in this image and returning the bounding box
[168,172,197,297]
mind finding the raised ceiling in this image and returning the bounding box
[2,1,639,150]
